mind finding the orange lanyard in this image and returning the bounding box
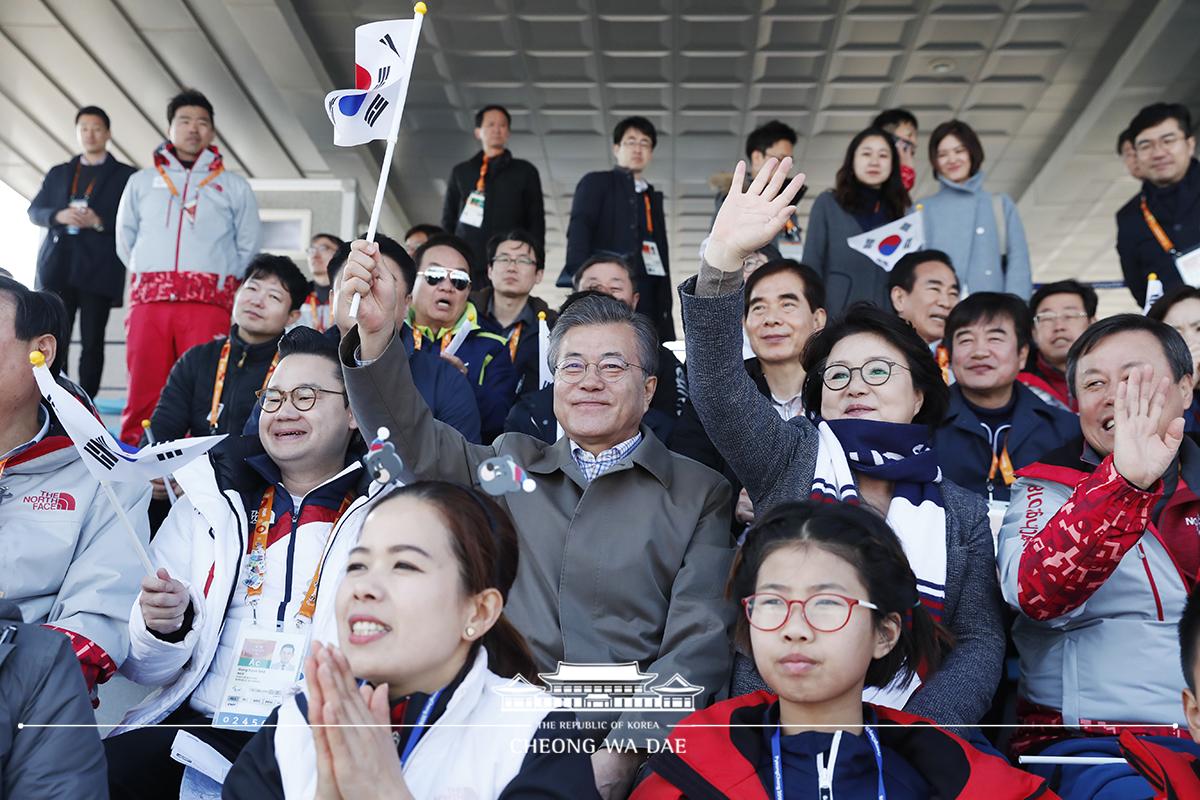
[475,154,490,192]
[507,321,523,361]
[209,342,280,432]
[306,293,326,333]
[643,193,654,234]
[0,457,7,482]
[1141,196,1177,253]
[247,488,354,623]
[154,158,224,200]
[70,161,98,201]
[411,328,453,351]
[988,445,1016,487]
[936,344,950,385]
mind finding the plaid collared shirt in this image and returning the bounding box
[570,432,643,484]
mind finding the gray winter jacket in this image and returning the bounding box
[801,189,895,314]
[0,600,107,798]
[679,267,1005,726]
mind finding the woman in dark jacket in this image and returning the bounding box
[680,157,1005,727]
[632,502,1054,799]
[802,127,911,315]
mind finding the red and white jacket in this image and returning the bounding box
[997,437,1197,748]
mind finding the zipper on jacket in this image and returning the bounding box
[173,167,193,273]
[1137,543,1165,621]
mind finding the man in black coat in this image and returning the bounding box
[27,105,135,398]
[559,116,675,342]
[1116,102,1200,307]
[440,104,545,284]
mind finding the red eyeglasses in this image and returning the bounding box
[742,592,879,632]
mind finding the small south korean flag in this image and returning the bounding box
[846,209,925,272]
[324,19,418,147]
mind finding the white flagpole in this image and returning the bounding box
[350,2,428,319]
[99,481,156,577]
[141,420,177,506]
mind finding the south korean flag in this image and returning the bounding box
[846,209,926,272]
[324,19,418,147]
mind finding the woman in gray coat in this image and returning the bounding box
[681,157,1004,727]
[803,127,912,314]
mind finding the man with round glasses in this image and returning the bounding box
[337,242,734,797]
[107,326,369,797]
[471,229,558,397]
[408,233,517,442]
[1019,279,1097,412]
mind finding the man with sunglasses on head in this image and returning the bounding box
[471,229,558,397]
[408,233,517,442]
[105,326,370,799]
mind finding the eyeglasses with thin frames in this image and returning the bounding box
[491,255,538,269]
[554,357,648,384]
[256,385,347,413]
[1033,310,1089,327]
[742,592,879,633]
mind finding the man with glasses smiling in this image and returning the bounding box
[560,116,676,341]
[106,326,369,798]
[1117,102,1200,307]
[336,245,735,797]
[408,234,517,442]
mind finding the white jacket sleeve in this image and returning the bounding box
[119,496,208,686]
[115,174,142,269]
[232,178,261,276]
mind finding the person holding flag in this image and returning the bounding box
[104,327,371,799]
[802,126,913,314]
[0,276,150,699]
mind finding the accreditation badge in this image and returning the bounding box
[1176,245,1200,288]
[641,241,667,277]
[211,619,308,732]
[459,190,486,228]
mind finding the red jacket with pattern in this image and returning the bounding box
[997,436,1197,739]
[631,692,1056,799]
[1120,730,1200,799]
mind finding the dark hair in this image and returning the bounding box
[311,232,344,250]
[167,88,213,126]
[244,253,310,312]
[833,128,910,220]
[801,303,949,427]
[727,501,947,689]
[929,120,985,177]
[613,116,657,149]
[474,104,512,127]
[1067,314,1195,392]
[1148,285,1200,323]
[872,108,918,133]
[0,276,68,376]
[372,482,537,683]
[404,223,444,241]
[75,106,110,129]
[1128,102,1193,142]
[943,292,1032,357]
[572,252,637,292]
[1181,583,1200,692]
[276,325,345,388]
[743,259,826,317]
[330,235,417,294]
[414,234,475,274]
[887,250,957,294]
[1030,280,1098,319]
[548,293,658,376]
[1116,128,1135,155]
[745,120,797,159]
[486,229,543,271]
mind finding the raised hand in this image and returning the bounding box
[337,240,398,360]
[1112,364,1185,490]
[705,157,806,272]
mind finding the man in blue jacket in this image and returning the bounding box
[934,292,1078,502]
[27,106,135,398]
[559,116,675,341]
[327,236,480,443]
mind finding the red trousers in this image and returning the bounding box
[119,301,230,444]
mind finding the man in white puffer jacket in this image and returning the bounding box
[103,327,370,799]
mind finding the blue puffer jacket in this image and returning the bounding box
[920,171,1032,299]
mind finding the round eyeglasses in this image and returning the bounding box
[553,357,647,384]
[256,386,346,413]
[742,592,879,633]
[821,359,909,391]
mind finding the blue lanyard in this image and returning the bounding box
[398,688,443,767]
[770,725,886,800]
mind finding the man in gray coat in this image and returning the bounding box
[337,240,735,799]
[0,599,107,798]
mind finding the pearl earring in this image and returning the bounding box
[465,626,476,638]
